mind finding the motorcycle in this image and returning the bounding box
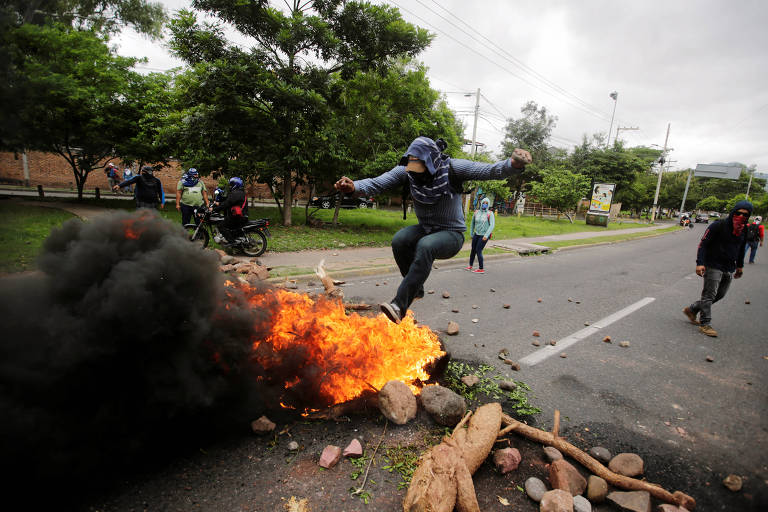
[185,207,271,257]
[680,216,693,229]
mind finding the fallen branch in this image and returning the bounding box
[500,413,696,510]
[344,303,372,310]
[314,259,343,299]
[351,420,387,498]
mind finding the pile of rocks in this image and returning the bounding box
[214,250,269,282]
[520,447,688,511]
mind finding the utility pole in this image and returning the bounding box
[464,88,481,215]
[470,88,480,160]
[606,91,618,148]
[745,167,754,199]
[650,123,671,223]
[679,168,693,214]
[615,126,639,145]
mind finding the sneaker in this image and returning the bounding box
[464,266,473,271]
[473,268,485,273]
[699,324,718,337]
[682,307,699,325]
[379,302,402,324]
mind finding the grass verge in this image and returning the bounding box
[544,225,681,249]
[0,202,77,273]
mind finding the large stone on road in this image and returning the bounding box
[419,384,466,426]
[378,380,417,425]
[549,459,587,496]
[607,490,651,512]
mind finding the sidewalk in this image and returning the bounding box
[258,224,675,282]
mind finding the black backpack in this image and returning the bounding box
[746,223,760,242]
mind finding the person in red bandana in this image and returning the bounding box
[682,200,752,337]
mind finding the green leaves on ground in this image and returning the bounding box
[444,361,541,417]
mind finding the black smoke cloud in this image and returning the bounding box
[0,211,273,506]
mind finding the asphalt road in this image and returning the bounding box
[331,229,768,507]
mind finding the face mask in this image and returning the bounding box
[481,203,488,210]
[408,171,432,185]
[732,213,748,236]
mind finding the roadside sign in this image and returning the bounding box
[588,183,616,214]
[694,164,741,180]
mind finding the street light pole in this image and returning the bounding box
[745,168,754,199]
[606,91,618,147]
[679,168,693,214]
[650,123,671,223]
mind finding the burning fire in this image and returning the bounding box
[234,284,445,410]
[121,212,152,240]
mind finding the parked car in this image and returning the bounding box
[309,194,375,209]
[695,213,709,223]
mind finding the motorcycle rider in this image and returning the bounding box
[211,176,248,244]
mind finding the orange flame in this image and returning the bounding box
[121,217,148,240]
[239,285,445,409]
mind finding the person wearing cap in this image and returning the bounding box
[334,136,531,324]
[113,165,165,210]
[683,200,753,337]
[176,168,209,225]
[744,215,764,264]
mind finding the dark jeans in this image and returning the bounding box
[690,268,732,326]
[744,241,759,263]
[469,234,489,269]
[180,203,199,226]
[135,201,158,209]
[391,225,464,311]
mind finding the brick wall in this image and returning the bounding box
[0,150,307,201]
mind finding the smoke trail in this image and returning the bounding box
[0,211,272,505]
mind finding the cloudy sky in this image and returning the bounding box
[116,0,768,172]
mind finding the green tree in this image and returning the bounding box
[528,164,590,223]
[1,0,166,36]
[725,193,748,213]
[570,138,650,205]
[697,195,725,212]
[167,1,432,226]
[500,101,558,204]
[0,24,144,198]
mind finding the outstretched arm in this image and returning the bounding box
[337,167,410,197]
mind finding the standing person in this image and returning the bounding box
[105,163,120,193]
[744,216,764,264]
[466,197,495,273]
[682,201,752,337]
[334,136,531,324]
[175,168,209,226]
[122,167,134,194]
[212,177,248,243]
[113,165,165,210]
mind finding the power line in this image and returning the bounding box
[411,0,613,122]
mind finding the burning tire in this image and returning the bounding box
[242,230,267,256]
[186,224,209,248]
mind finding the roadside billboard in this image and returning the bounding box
[694,164,741,180]
[588,183,616,214]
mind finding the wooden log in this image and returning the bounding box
[500,413,696,510]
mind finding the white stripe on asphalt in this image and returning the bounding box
[519,297,656,367]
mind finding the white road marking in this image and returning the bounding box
[519,297,656,367]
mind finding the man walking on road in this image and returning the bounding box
[683,200,752,337]
[334,136,531,324]
[744,215,764,264]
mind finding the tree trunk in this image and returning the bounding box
[332,193,341,226]
[305,183,315,225]
[282,172,293,226]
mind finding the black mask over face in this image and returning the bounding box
[408,171,433,185]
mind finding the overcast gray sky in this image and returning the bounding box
[116,0,768,172]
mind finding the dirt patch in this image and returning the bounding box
[83,402,767,512]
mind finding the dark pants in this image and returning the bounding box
[136,201,158,210]
[180,203,198,226]
[221,216,247,241]
[469,234,489,269]
[391,225,464,311]
[690,268,732,326]
[744,241,759,263]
